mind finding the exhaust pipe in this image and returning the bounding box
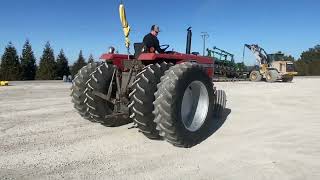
[186,27,192,54]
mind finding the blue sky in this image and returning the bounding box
[0,0,319,65]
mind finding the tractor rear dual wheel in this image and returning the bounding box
[85,62,131,126]
[129,62,172,139]
[213,90,227,117]
[71,62,99,120]
[153,62,215,148]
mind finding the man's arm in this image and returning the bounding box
[154,38,164,53]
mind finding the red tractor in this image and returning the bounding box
[71,27,226,148]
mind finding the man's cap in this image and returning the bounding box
[151,25,160,32]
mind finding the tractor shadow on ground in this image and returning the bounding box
[100,116,133,127]
[97,107,231,147]
[196,107,231,147]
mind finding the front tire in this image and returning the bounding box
[282,76,293,82]
[153,62,215,148]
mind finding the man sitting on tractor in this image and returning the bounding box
[143,25,165,53]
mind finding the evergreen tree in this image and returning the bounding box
[283,55,295,62]
[294,45,320,76]
[71,50,87,76]
[20,40,37,80]
[56,49,70,79]
[0,42,21,80]
[300,45,320,62]
[36,42,57,80]
[88,54,95,63]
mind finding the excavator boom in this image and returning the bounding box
[244,44,269,65]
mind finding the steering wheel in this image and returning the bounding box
[160,44,170,52]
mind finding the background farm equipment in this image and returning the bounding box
[207,47,250,80]
[244,44,297,82]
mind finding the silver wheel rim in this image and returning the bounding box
[181,81,209,132]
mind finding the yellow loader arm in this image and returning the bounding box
[119,3,131,50]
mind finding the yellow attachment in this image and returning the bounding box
[122,26,131,38]
[125,37,130,49]
[119,3,131,49]
[260,64,268,74]
[0,81,9,86]
[286,72,298,76]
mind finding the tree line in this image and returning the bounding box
[1,41,320,80]
[0,40,95,81]
[293,45,320,76]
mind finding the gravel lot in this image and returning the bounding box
[0,77,319,179]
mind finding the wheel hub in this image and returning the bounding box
[181,81,209,132]
[251,73,257,80]
[267,74,271,80]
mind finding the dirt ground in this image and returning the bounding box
[0,77,319,180]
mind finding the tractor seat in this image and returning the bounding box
[134,43,145,58]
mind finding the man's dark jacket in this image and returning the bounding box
[143,33,163,53]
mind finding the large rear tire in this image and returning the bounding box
[71,62,99,120]
[129,62,172,139]
[85,62,131,126]
[266,70,278,83]
[249,71,262,82]
[153,62,215,148]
